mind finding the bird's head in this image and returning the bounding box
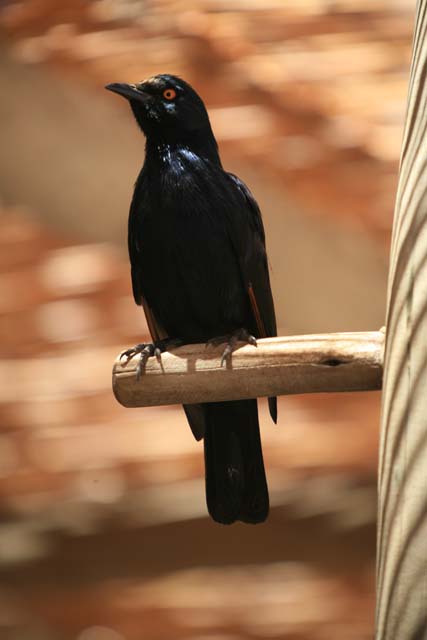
[105,74,216,148]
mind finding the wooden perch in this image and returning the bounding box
[113,330,384,408]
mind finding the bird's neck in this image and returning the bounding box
[144,132,222,168]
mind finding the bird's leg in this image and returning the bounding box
[120,338,183,380]
[207,328,257,367]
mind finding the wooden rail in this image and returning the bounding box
[113,331,384,408]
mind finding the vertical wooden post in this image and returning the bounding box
[376,2,427,637]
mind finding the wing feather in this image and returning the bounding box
[227,173,278,423]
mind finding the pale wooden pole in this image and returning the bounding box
[113,331,383,407]
[376,2,427,637]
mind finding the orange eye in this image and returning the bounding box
[163,88,176,100]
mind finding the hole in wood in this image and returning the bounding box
[321,358,344,367]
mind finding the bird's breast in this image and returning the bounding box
[133,153,248,337]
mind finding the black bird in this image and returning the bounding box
[106,74,277,524]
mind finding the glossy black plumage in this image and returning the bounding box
[106,74,277,524]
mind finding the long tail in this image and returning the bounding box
[202,399,269,524]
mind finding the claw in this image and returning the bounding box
[136,358,144,381]
[135,344,155,381]
[120,343,147,367]
[221,343,233,367]
[206,328,257,367]
[119,338,183,380]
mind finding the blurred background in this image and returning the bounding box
[0,1,414,638]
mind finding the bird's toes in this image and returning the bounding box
[235,328,257,346]
[135,344,156,381]
[235,328,258,347]
[120,342,147,366]
[120,341,159,372]
[219,328,258,367]
[121,338,182,378]
[220,342,234,367]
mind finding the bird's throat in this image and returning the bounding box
[145,132,221,168]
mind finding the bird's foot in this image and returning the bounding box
[120,338,182,381]
[207,328,257,367]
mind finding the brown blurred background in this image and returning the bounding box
[0,1,414,639]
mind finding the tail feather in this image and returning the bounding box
[202,399,269,524]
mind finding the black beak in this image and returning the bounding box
[105,83,149,103]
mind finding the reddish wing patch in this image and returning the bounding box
[248,282,266,338]
[141,296,167,342]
